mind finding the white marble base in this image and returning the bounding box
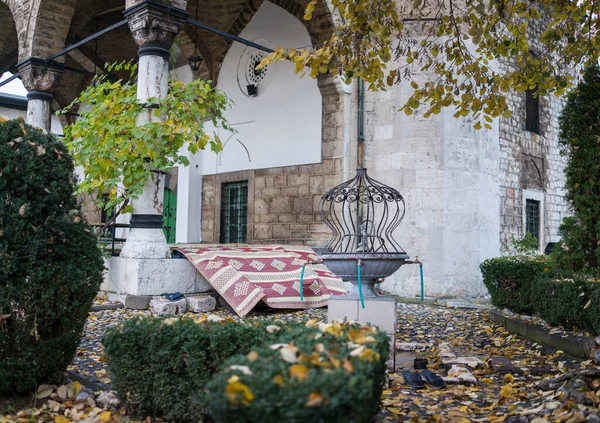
[101,257,211,296]
[328,295,397,369]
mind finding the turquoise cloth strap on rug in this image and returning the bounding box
[357,259,365,309]
[299,264,306,301]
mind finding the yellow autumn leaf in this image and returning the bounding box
[500,384,515,398]
[97,411,111,422]
[225,381,254,405]
[343,357,354,373]
[289,364,310,380]
[72,381,82,396]
[323,322,344,337]
[306,392,324,407]
[54,416,69,423]
[482,378,493,384]
[503,373,514,383]
[273,374,285,386]
[347,328,376,344]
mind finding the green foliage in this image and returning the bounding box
[103,318,293,422]
[552,66,600,275]
[480,255,548,313]
[102,318,388,423]
[0,118,104,393]
[205,321,388,423]
[262,0,598,128]
[60,63,232,214]
[530,273,600,335]
[511,232,539,256]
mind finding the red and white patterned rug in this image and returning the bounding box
[174,244,347,317]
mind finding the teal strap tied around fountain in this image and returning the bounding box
[299,264,306,301]
[419,263,424,302]
[357,259,365,309]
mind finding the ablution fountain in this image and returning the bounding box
[318,168,409,367]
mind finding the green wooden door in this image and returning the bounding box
[163,187,177,243]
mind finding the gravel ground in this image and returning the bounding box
[67,301,600,422]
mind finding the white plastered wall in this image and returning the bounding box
[0,104,63,134]
[175,1,323,242]
[200,1,322,175]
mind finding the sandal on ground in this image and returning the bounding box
[401,371,426,389]
[420,369,446,389]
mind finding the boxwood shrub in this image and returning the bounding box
[0,118,104,393]
[103,317,277,422]
[205,321,389,423]
[103,318,388,423]
[530,273,600,335]
[480,255,549,314]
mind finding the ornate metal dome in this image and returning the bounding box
[319,168,407,255]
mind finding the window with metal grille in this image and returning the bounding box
[220,181,248,243]
[525,199,540,242]
[526,89,540,134]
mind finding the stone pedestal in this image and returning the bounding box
[102,256,211,296]
[328,293,397,369]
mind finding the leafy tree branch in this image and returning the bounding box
[60,62,232,215]
[261,0,598,128]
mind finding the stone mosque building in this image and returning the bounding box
[0,0,570,298]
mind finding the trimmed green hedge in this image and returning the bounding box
[531,273,600,334]
[480,255,549,314]
[481,256,600,335]
[103,318,277,422]
[205,321,388,423]
[103,318,388,423]
[0,118,104,393]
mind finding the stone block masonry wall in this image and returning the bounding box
[498,89,569,252]
[200,77,347,247]
[498,15,571,252]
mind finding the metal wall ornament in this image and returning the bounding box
[318,168,409,307]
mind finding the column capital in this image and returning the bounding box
[124,0,190,48]
[317,75,346,97]
[16,58,64,94]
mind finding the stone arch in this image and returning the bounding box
[182,0,334,85]
[267,0,333,47]
[0,1,19,73]
[19,0,78,61]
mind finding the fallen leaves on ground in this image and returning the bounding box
[3,301,599,422]
[380,304,600,422]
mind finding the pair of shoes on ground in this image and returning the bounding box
[401,369,446,389]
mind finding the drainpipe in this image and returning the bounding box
[356,78,365,248]
[357,78,365,168]
[342,80,353,181]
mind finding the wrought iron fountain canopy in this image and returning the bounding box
[320,168,408,256]
[318,168,409,301]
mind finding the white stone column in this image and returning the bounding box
[120,45,172,259]
[17,58,63,132]
[120,1,189,259]
[26,91,53,131]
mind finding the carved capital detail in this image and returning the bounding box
[17,58,64,94]
[124,0,190,48]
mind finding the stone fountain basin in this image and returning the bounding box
[319,252,410,281]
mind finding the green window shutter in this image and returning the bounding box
[220,181,248,244]
[525,199,540,242]
[162,187,177,244]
